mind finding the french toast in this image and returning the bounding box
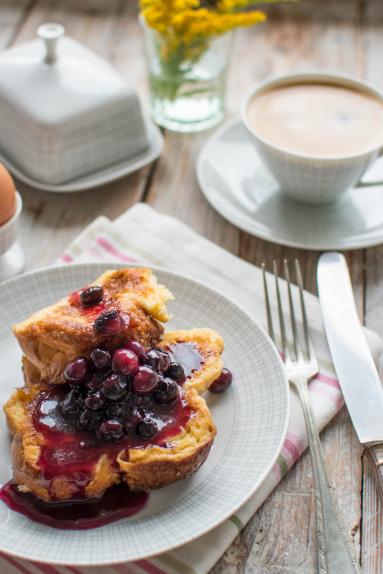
[4,328,223,501]
[14,268,173,385]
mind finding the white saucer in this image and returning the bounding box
[197,119,383,250]
[0,121,163,193]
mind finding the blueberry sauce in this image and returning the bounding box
[0,481,148,530]
[168,342,204,380]
[32,382,192,494]
[0,341,206,529]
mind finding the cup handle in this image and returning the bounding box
[357,147,383,188]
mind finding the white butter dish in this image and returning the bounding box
[0,121,163,193]
[0,23,151,185]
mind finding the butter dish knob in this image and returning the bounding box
[37,22,65,64]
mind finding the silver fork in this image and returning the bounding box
[262,259,361,574]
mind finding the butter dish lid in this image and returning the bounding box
[0,23,138,126]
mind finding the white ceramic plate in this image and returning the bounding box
[0,263,288,565]
[197,119,383,251]
[0,121,163,193]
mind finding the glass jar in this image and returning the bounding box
[141,17,232,132]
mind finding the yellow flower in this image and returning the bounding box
[170,10,265,43]
[141,0,267,43]
[140,0,267,68]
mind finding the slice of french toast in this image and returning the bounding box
[14,268,173,385]
[4,328,224,502]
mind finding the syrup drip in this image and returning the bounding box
[0,481,148,530]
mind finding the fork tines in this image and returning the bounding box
[262,260,312,363]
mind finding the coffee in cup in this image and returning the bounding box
[242,72,383,205]
[246,83,383,158]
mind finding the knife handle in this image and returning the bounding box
[364,442,383,504]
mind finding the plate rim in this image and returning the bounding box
[197,118,383,251]
[0,119,163,194]
[0,261,289,565]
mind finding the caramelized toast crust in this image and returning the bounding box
[14,268,173,385]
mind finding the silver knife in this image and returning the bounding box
[317,251,383,503]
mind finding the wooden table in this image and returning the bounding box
[1,1,383,572]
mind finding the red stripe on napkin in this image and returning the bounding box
[61,254,74,263]
[0,554,35,574]
[95,238,138,263]
[316,372,340,389]
[63,566,83,574]
[136,559,168,574]
[112,563,142,574]
[32,562,63,574]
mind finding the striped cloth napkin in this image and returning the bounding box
[2,203,382,574]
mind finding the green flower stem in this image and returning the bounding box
[151,37,210,101]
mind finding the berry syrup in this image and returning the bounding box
[0,481,148,530]
[168,342,204,380]
[33,385,193,497]
[68,289,107,318]
[0,342,205,530]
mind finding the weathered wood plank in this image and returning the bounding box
[0,0,33,50]
[143,129,242,254]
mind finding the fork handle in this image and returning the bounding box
[292,378,361,574]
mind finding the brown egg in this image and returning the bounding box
[0,164,16,225]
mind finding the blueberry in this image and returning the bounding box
[209,368,233,393]
[63,358,91,384]
[97,419,124,442]
[133,394,152,408]
[101,373,128,400]
[78,409,102,432]
[85,391,105,411]
[153,377,179,405]
[136,417,158,439]
[166,362,185,382]
[94,309,124,335]
[125,340,146,361]
[131,366,158,395]
[87,374,104,392]
[59,388,84,416]
[124,406,144,429]
[112,348,139,376]
[144,349,171,372]
[156,349,171,372]
[124,391,138,405]
[104,402,125,420]
[143,349,163,371]
[80,286,103,307]
[90,348,111,372]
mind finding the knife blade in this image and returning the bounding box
[318,252,383,504]
[317,251,383,444]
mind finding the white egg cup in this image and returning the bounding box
[0,192,25,281]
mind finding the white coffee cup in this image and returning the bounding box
[242,71,383,205]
